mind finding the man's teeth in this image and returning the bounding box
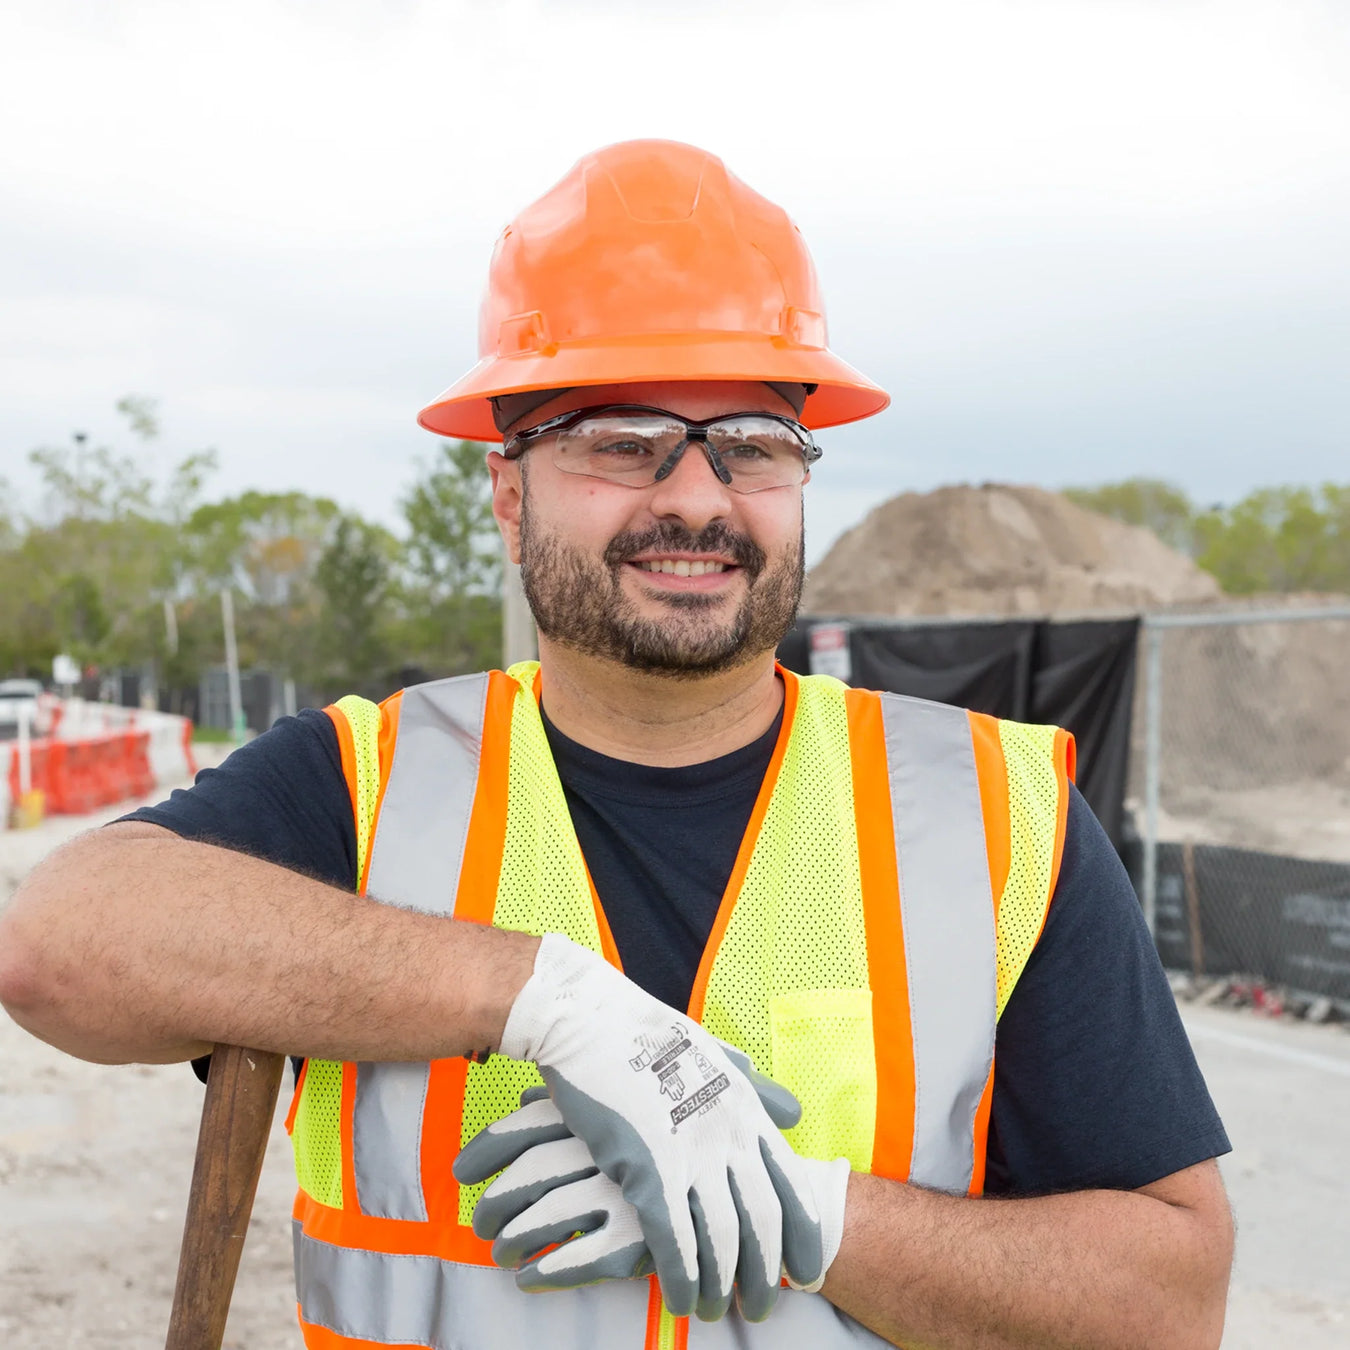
[636,560,727,577]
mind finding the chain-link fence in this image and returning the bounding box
[1126,602,1350,1011]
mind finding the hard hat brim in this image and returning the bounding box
[417,336,890,442]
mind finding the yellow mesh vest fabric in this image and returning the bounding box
[457,662,607,1225]
[993,720,1062,1020]
[290,695,383,1208]
[699,675,876,1172]
[291,1059,346,1207]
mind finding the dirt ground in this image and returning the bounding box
[3,776,1349,1348]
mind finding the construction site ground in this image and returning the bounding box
[3,777,1348,1348]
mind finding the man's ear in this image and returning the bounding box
[487,451,523,564]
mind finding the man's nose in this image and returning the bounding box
[645,441,734,530]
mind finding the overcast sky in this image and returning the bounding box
[2,0,1347,564]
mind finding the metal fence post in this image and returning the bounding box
[1141,622,1163,938]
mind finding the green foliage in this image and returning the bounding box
[1,410,503,695]
[403,440,501,598]
[398,440,502,676]
[1063,478,1199,555]
[313,514,398,685]
[1065,477,1350,595]
[1194,485,1350,594]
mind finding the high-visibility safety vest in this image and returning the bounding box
[287,662,1073,1350]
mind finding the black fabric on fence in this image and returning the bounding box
[1123,840,1350,1002]
[777,617,1139,848]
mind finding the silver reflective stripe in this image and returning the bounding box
[364,673,490,918]
[685,1289,894,1346]
[294,1222,650,1348]
[294,1223,888,1348]
[354,674,490,1222]
[881,693,996,1193]
[352,1062,431,1220]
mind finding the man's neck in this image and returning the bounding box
[533,639,784,767]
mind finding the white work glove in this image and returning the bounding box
[454,933,828,1320]
[461,1089,852,1314]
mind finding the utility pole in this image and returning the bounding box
[220,588,245,746]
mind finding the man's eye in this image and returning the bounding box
[592,439,652,458]
[720,441,774,462]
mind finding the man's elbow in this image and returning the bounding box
[1172,1183,1235,1349]
[0,890,88,1053]
[0,846,137,1063]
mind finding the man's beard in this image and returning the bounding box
[518,498,805,679]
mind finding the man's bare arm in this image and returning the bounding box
[820,1158,1232,1350]
[0,821,540,1066]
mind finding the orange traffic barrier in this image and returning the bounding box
[182,718,198,778]
[124,729,156,799]
[44,734,144,815]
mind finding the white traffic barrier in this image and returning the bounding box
[143,712,198,788]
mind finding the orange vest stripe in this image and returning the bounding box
[367,691,402,886]
[339,1063,359,1222]
[967,710,1012,924]
[327,706,362,870]
[844,685,915,1183]
[453,671,515,928]
[296,1312,391,1350]
[686,670,798,1024]
[296,1191,488,1261]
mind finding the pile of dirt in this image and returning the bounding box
[803,483,1350,858]
[803,482,1222,617]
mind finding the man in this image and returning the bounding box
[0,140,1232,1348]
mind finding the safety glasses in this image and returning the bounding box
[502,405,822,493]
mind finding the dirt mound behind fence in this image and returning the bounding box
[804,482,1222,617]
[804,483,1350,859]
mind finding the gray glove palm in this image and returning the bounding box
[460,1085,849,1319]
[455,933,825,1320]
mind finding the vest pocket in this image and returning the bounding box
[769,987,876,1172]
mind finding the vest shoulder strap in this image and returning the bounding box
[986,715,1075,1019]
[325,694,385,893]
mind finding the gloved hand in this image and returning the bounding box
[458,933,828,1320]
[461,1089,852,1313]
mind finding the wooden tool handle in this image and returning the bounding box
[165,1044,287,1350]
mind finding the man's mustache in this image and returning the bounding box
[604,524,767,577]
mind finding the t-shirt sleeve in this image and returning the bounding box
[119,708,357,891]
[984,784,1231,1196]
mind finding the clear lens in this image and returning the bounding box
[548,413,809,491]
[705,417,810,488]
[552,414,686,481]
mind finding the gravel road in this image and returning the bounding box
[2,776,1347,1347]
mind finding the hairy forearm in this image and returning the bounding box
[821,1165,1231,1350]
[0,822,539,1065]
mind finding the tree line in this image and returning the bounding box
[1064,477,1350,595]
[0,398,503,703]
[6,402,1344,706]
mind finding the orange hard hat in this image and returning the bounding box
[417,140,889,442]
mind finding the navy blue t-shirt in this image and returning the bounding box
[125,701,1229,1197]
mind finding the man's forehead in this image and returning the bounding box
[508,381,800,436]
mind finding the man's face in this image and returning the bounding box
[494,381,808,678]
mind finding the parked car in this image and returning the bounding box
[0,679,44,739]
